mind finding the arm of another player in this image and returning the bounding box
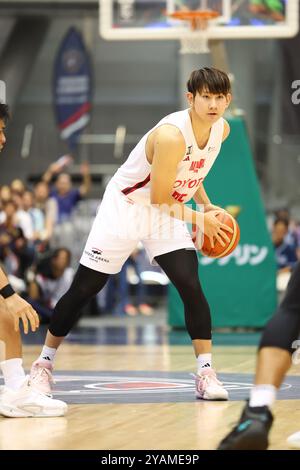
[150,125,231,245]
[193,119,231,212]
[0,268,39,334]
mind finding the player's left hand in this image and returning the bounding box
[3,293,40,334]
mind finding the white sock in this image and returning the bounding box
[0,358,26,390]
[249,384,277,408]
[37,345,57,366]
[197,353,212,373]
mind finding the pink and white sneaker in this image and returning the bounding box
[29,361,54,396]
[0,379,67,418]
[194,368,228,401]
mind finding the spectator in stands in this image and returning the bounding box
[0,185,12,210]
[272,218,298,294]
[27,248,74,321]
[22,190,46,249]
[10,190,34,241]
[10,179,26,197]
[273,208,299,256]
[272,218,297,272]
[33,181,57,242]
[42,158,91,223]
[0,200,35,282]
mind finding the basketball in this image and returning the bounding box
[201,211,240,258]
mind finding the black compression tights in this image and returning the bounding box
[49,250,211,341]
[155,249,212,340]
[49,264,109,337]
[259,262,300,353]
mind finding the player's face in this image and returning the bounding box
[0,119,6,152]
[188,90,231,122]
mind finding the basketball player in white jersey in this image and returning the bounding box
[29,67,233,401]
[0,103,67,417]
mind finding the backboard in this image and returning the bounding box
[99,0,299,41]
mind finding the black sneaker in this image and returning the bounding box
[217,402,273,450]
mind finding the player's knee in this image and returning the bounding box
[48,323,69,338]
[259,306,300,353]
[70,265,109,300]
[177,276,201,295]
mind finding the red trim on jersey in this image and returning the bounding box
[121,174,151,196]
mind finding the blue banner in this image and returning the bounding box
[53,27,92,150]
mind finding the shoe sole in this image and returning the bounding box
[196,396,229,401]
[0,404,67,418]
[218,435,268,450]
[196,392,229,401]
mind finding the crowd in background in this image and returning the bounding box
[0,156,164,322]
[0,156,90,322]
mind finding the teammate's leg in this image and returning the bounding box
[155,248,228,400]
[218,262,300,449]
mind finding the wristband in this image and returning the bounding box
[0,284,15,299]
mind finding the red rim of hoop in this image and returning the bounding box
[168,10,219,21]
[167,10,219,30]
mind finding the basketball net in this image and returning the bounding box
[167,10,219,55]
[179,32,210,54]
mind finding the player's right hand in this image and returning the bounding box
[3,293,40,334]
[203,210,233,248]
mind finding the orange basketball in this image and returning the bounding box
[201,211,240,258]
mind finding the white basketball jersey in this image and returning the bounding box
[112,109,224,205]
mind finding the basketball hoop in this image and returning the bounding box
[167,10,219,54]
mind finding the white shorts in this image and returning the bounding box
[80,181,195,274]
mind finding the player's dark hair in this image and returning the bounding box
[187,67,231,97]
[0,102,10,123]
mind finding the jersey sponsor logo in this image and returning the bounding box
[173,177,204,190]
[183,145,193,161]
[84,249,109,263]
[172,190,188,202]
[189,159,205,173]
[208,146,216,153]
[92,248,102,255]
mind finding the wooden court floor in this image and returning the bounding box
[0,343,299,450]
